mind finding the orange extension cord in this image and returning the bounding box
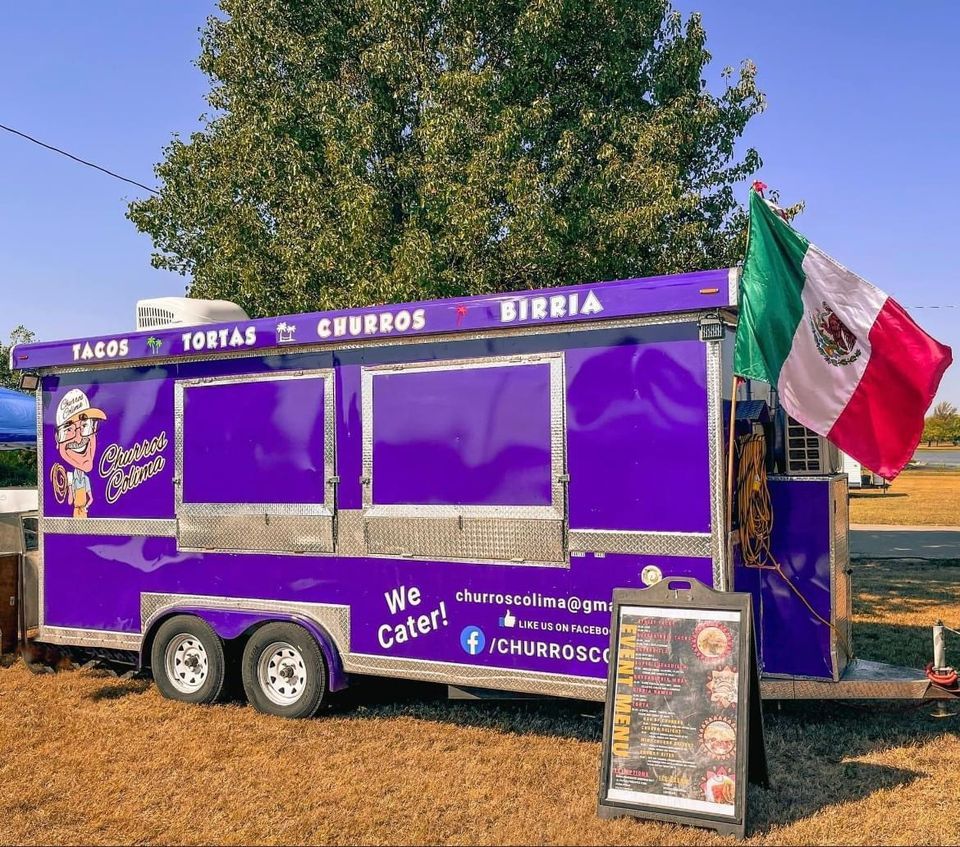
[736,432,853,664]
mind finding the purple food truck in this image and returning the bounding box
[9,269,938,717]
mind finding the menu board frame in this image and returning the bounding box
[597,578,767,839]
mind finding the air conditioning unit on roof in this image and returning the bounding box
[784,415,841,476]
[135,297,249,331]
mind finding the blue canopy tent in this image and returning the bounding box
[0,387,35,449]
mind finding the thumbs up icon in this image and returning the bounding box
[500,609,516,628]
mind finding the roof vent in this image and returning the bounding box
[135,297,249,331]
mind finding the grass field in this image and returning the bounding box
[0,560,958,845]
[849,469,960,526]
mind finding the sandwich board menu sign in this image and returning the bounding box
[597,579,768,839]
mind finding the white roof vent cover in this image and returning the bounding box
[136,297,249,331]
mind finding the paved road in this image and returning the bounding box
[850,524,960,559]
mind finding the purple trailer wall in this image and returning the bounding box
[43,534,713,681]
[32,317,721,697]
[42,369,175,519]
[734,475,851,680]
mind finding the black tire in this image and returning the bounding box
[150,615,227,705]
[241,622,328,719]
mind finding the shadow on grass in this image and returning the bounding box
[329,676,606,742]
[746,759,920,834]
[748,698,957,833]
[853,559,960,622]
[850,491,907,499]
[329,679,945,833]
[853,620,941,670]
[88,678,151,701]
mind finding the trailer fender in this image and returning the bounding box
[140,608,348,691]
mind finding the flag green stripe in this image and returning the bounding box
[733,192,810,384]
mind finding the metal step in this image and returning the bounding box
[760,658,957,700]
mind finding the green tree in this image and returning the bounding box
[0,326,38,487]
[923,401,959,446]
[0,325,35,391]
[129,0,765,317]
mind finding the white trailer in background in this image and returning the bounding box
[840,451,863,489]
[839,451,885,489]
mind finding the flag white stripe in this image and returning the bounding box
[776,246,887,434]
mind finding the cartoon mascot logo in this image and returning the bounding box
[50,389,107,518]
[811,301,862,367]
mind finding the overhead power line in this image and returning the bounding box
[0,121,158,194]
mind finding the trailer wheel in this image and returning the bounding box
[151,615,226,705]
[241,622,327,719]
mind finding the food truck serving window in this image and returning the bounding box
[174,371,336,554]
[360,354,566,564]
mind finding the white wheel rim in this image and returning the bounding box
[164,633,209,694]
[257,641,308,706]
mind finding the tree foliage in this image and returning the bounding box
[922,401,960,445]
[129,0,764,316]
[0,325,35,392]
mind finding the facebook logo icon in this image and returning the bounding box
[460,626,486,656]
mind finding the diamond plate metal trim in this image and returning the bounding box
[705,339,728,590]
[35,386,45,630]
[38,625,141,651]
[727,267,740,307]
[343,653,607,700]
[760,659,931,700]
[177,512,335,554]
[335,509,366,558]
[363,504,560,520]
[174,370,336,554]
[831,474,853,679]
[568,529,712,557]
[140,592,351,654]
[359,353,567,564]
[41,518,176,536]
[365,516,565,564]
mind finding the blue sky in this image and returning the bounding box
[2,2,958,403]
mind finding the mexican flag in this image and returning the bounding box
[734,189,952,479]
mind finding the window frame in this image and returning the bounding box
[20,514,39,552]
[359,352,567,564]
[174,369,336,553]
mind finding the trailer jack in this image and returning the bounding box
[928,621,959,718]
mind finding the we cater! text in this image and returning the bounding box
[378,585,448,649]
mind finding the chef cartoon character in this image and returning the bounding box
[53,389,107,518]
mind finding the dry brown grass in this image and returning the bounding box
[1,559,959,846]
[850,469,960,526]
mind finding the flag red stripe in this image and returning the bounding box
[828,297,952,479]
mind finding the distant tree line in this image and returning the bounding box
[922,401,960,446]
